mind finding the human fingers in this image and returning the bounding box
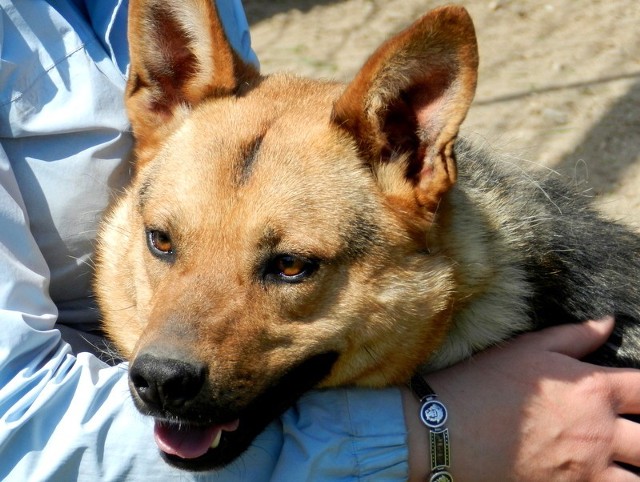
[598,463,640,482]
[612,418,640,468]
[602,367,640,415]
[523,317,615,358]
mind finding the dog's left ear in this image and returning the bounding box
[126,0,259,165]
[332,6,478,212]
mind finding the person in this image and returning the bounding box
[1,1,639,480]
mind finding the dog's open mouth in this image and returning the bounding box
[154,419,240,460]
[132,351,340,470]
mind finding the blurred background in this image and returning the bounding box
[243,0,640,227]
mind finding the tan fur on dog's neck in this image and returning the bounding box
[369,145,536,372]
[427,187,535,370]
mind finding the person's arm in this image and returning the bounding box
[404,318,640,481]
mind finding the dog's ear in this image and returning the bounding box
[332,6,478,212]
[126,0,259,165]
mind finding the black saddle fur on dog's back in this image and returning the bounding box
[454,139,640,368]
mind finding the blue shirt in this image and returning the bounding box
[0,1,408,480]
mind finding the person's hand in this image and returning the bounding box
[402,318,640,481]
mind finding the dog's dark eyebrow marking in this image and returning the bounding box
[342,213,380,259]
[238,134,265,185]
[257,226,281,251]
[137,177,153,212]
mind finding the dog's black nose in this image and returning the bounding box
[129,353,207,410]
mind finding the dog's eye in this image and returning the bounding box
[146,229,174,258]
[277,255,306,277]
[265,255,318,283]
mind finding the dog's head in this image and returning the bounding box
[96,0,478,470]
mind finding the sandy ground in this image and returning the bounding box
[244,0,640,228]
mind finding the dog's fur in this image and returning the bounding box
[95,0,640,471]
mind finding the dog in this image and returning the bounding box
[95,0,640,471]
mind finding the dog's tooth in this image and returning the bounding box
[210,430,222,449]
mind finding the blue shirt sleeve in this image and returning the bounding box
[273,389,408,481]
[0,1,408,480]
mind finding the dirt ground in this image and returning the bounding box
[244,0,640,228]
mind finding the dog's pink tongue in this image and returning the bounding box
[154,420,239,460]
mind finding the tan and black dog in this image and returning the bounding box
[95,0,640,471]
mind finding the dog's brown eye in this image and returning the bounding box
[146,229,174,258]
[265,254,318,283]
[276,255,306,277]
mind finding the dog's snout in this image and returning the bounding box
[129,353,207,410]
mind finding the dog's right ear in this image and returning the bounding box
[126,0,259,165]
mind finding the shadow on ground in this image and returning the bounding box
[244,0,344,25]
[554,79,640,195]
